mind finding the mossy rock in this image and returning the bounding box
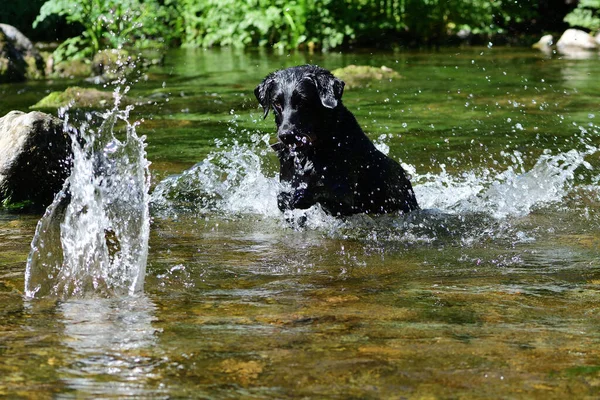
[24,55,45,80]
[332,65,402,89]
[31,86,130,109]
[51,59,93,79]
[47,48,161,80]
[0,24,45,81]
[0,30,26,83]
[48,49,133,79]
[91,49,162,82]
[92,48,132,76]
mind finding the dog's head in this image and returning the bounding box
[254,65,345,150]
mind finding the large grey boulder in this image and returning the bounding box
[0,111,71,207]
[0,24,45,82]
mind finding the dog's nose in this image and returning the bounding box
[278,130,298,145]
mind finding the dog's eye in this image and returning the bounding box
[272,102,283,113]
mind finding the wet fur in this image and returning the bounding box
[255,64,419,216]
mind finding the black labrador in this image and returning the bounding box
[255,64,419,216]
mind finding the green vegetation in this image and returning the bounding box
[180,0,530,50]
[0,0,585,62]
[158,0,540,50]
[32,0,180,62]
[564,0,600,33]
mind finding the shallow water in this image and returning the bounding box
[2,47,600,398]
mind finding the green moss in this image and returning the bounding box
[23,55,44,79]
[0,57,8,76]
[564,365,600,377]
[30,86,123,109]
[332,65,402,89]
[0,197,36,211]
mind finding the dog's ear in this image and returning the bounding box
[313,73,345,109]
[254,75,275,119]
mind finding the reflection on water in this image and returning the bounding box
[58,296,161,397]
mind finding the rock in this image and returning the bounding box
[532,34,554,51]
[0,111,71,208]
[331,65,402,89]
[557,29,597,52]
[90,49,162,83]
[0,29,26,82]
[30,86,128,109]
[0,24,45,80]
[47,48,162,80]
[92,49,132,76]
[51,59,93,79]
[87,49,139,84]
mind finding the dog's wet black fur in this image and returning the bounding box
[255,64,419,216]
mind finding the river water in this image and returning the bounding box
[1,47,600,398]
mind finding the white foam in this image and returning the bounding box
[413,147,596,218]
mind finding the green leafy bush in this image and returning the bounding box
[564,0,600,33]
[180,0,316,49]
[31,0,545,60]
[178,0,536,49]
[33,0,180,62]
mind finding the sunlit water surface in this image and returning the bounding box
[1,47,600,398]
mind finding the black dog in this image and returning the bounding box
[255,64,418,216]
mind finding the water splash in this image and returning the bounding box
[151,129,597,244]
[414,147,596,218]
[151,136,280,218]
[25,90,151,299]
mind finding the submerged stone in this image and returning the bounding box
[0,111,71,208]
[332,65,402,88]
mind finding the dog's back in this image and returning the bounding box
[311,105,418,215]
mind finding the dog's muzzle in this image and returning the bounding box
[278,131,313,149]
